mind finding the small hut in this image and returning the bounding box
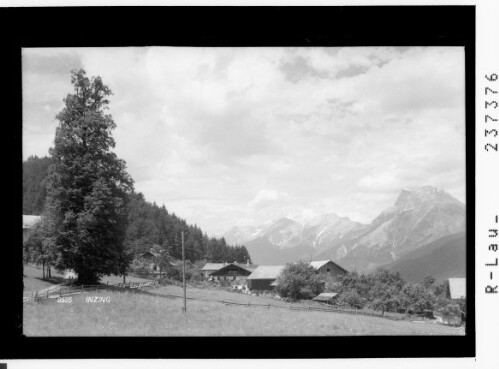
[312,292,338,305]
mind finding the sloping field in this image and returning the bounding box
[23,290,464,336]
[23,265,66,292]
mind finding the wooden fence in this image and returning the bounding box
[23,280,159,303]
[23,280,401,321]
[150,292,402,321]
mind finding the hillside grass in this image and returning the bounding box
[23,264,67,292]
[23,290,464,336]
[24,264,152,291]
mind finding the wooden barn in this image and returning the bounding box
[208,262,257,282]
[310,260,348,281]
[439,278,466,326]
[447,278,466,300]
[246,265,285,291]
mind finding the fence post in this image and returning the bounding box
[46,290,49,299]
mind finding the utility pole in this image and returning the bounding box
[182,231,186,314]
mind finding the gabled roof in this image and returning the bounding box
[233,263,258,272]
[210,263,256,276]
[202,262,258,272]
[247,265,285,280]
[310,260,330,270]
[201,263,225,271]
[139,250,161,258]
[448,278,466,299]
[310,259,348,273]
[312,292,338,302]
[23,215,41,229]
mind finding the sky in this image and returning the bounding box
[22,47,466,236]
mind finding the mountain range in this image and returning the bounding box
[224,186,466,278]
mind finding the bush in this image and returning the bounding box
[339,289,364,309]
[399,283,435,314]
[366,269,405,316]
[275,261,324,300]
[163,260,204,283]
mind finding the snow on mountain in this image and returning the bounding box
[224,213,365,264]
[225,186,466,269]
[316,186,466,272]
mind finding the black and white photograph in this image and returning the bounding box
[21,45,468,337]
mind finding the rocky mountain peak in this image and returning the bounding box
[393,186,463,210]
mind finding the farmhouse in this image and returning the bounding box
[439,277,466,326]
[209,262,258,282]
[137,248,174,274]
[447,278,466,300]
[245,260,348,291]
[246,265,285,291]
[310,260,348,281]
[139,250,161,261]
[23,215,41,243]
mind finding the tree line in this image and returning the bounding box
[23,69,251,284]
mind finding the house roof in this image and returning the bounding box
[201,263,225,271]
[448,278,466,299]
[310,260,348,273]
[247,265,285,280]
[202,262,257,272]
[312,292,338,302]
[310,260,330,270]
[139,250,161,258]
[233,263,258,272]
[210,263,256,276]
[23,215,41,229]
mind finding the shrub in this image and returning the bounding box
[339,289,364,309]
[162,260,204,283]
[275,261,324,300]
[366,268,405,316]
[399,283,435,314]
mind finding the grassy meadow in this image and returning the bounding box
[23,265,465,336]
[23,289,464,336]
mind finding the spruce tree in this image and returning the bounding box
[43,69,133,284]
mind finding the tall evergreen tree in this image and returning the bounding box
[43,69,134,284]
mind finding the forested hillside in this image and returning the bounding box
[22,155,52,215]
[23,156,251,264]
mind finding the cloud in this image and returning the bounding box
[22,47,466,236]
[249,189,289,209]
